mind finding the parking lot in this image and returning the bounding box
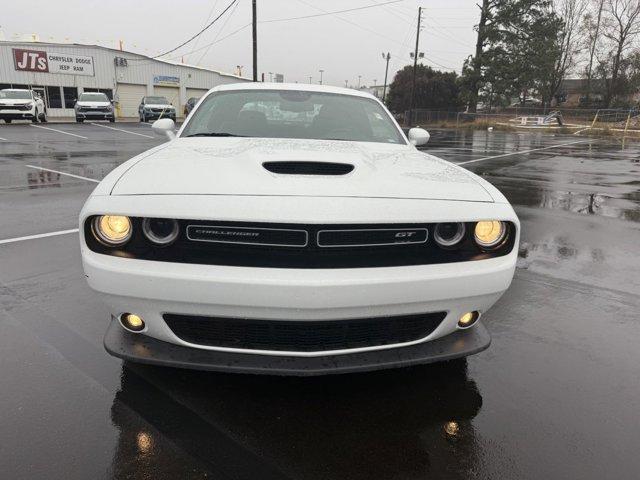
[1,122,639,479]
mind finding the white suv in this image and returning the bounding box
[0,89,46,123]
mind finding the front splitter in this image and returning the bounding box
[104,317,491,376]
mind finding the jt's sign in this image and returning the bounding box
[13,49,48,72]
[13,49,95,76]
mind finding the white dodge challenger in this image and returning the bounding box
[79,83,519,375]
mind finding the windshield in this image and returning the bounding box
[79,93,108,102]
[181,90,405,144]
[0,90,31,100]
[145,96,169,104]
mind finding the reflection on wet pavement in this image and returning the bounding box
[426,129,640,223]
[114,360,482,480]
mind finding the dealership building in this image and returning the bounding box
[0,41,249,118]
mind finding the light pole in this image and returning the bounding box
[252,0,258,82]
[319,69,324,85]
[381,52,391,102]
[358,75,361,88]
[408,7,423,126]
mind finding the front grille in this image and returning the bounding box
[263,161,354,175]
[163,312,447,352]
[84,218,517,268]
[0,104,29,111]
[80,106,109,112]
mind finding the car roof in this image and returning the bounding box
[210,82,378,100]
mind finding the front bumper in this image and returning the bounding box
[0,111,35,119]
[76,111,114,120]
[84,248,515,359]
[104,315,491,375]
[144,110,176,119]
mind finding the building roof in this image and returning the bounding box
[0,40,248,81]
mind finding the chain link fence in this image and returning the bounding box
[402,107,640,133]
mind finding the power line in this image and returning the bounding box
[153,0,238,58]
[188,0,221,57]
[196,0,240,65]
[260,0,405,23]
[294,0,457,71]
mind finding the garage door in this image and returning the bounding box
[153,86,181,116]
[115,83,146,118]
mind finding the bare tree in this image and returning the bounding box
[542,0,587,106]
[601,0,640,106]
[583,0,605,104]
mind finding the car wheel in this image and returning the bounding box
[76,118,84,123]
[109,118,115,123]
[39,111,47,123]
[4,119,11,124]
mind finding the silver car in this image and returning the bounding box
[75,92,115,123]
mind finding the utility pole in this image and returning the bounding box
[319,69,324,85]
[252,0,258,82]
[381,52,390,102]
[408,7,423,126]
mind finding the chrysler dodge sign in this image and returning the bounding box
[13,48,95,76]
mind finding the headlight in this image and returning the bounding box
[92,215,132,246]
[434,222,466,248]
[474,221,507,249]
[142,218,179,246]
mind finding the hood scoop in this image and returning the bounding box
[262,161,354,176]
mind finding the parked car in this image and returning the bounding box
[74,92,115,123]
[80,83,519,375]
[184,96,199,117]
[138,96,176,122]
[0,88,46,123]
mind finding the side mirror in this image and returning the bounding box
[152,118,176,140]
[408,127,430,146]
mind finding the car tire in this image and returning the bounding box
[109,118,115,123]
[39,111,47,123]
[76,118,84,123]
[4,119,11,124]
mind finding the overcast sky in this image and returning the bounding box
[1,0,479,86]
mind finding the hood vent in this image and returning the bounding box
[263,161,354,176]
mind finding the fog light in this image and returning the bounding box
[457,311,479,329]
[120,313,145,332]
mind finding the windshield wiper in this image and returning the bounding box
[184,132,248,137]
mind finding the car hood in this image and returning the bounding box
[0,99,32,105]
[76,101,110,107]
[110,138,494,202]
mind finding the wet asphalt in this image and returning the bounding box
[0,122,639,479]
